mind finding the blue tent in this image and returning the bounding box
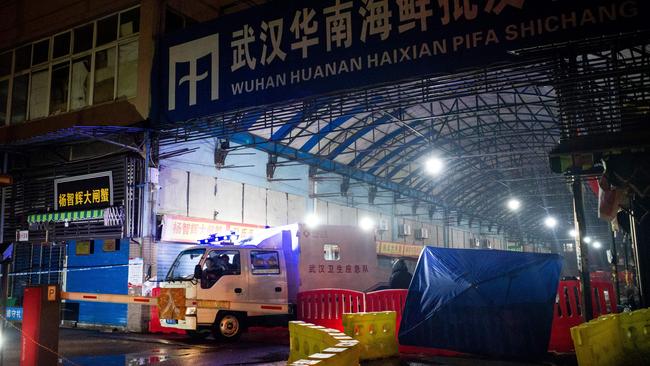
[398,247,562,358]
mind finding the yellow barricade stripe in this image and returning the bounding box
[288,321,360,365]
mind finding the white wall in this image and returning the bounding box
[158,167,307,227]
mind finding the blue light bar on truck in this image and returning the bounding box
[197,231,239,244]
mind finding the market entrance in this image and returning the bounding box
[152,0,650,319]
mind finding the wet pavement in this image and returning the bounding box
[1,326,289,366]
[0,325,578,366]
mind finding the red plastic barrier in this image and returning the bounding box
[548,280,617,353]
[591,280,617,317]
[148,288,186,335]
[296,288,364,331]
[365,289,408,329]
[365,289,407,311]
[548,280,583,352]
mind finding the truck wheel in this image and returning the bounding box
[212,312,245,341]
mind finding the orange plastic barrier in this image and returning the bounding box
[296,289,365,331]
[148,288,186,335]
[548,280,617,353]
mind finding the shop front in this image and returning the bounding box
[2,153,143,328]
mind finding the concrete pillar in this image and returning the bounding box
[134,0,162,117]
[129,0,163,332]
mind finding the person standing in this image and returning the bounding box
[390,258,412,289]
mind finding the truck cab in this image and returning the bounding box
[161,243,289,340]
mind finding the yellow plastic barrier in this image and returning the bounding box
[571,314,623,366]
[571,308,650,366]
[619,308,650,365]
[288,321,360,365]
[342,311,398,360]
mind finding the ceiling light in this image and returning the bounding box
[305,213,319,228]
[425,156,444,175]
[359,217,375,232]
[507,198,521,211]
[583,236,592,244]
[568,229,577,238]
[593,241,602,249]
[544,216,557,229]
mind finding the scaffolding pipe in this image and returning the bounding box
[572,177,593,321]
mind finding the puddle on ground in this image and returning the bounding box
[61,352,171,366]
[61,348,287,366]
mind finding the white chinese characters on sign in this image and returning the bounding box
[168,34,219,111]
[164,0,533,103]
[222,0,527,73]
[438,0,525,24]
[359,0,393,42]
[324,0,354,51]
[397,0,433,33]
[290,8,320,58]
[438,0,477,25]
[231,25,257,71]
[260,19,287,65]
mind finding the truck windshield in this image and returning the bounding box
[166,248,205,281]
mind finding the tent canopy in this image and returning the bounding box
[399,247,562,358]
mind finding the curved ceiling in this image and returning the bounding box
[248,85,568,243]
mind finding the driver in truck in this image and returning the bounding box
[202,257,225,288]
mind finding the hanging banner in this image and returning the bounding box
[155,0,648,123]
[377,241,404,256]
[161,215,264,243]
[377,241,425,258]
[402,243,425,258]
[54,172,113,211]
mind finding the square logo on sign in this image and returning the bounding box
[168,34,220,111]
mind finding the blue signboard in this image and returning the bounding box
[6,306,23,321]
[154,0,648,124]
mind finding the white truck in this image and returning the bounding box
[158,224,389,340]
